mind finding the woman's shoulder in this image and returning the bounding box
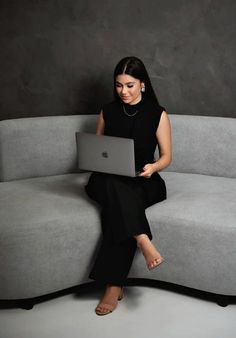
[144,97,166,115]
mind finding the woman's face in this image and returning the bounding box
[115,74,144,105]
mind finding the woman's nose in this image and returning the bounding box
[121,86,127,94]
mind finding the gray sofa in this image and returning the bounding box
[0,114,236,308]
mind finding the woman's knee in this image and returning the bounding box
[85,172,112,204]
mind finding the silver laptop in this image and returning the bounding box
[75,132,141,177]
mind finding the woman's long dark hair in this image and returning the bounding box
[113,56,159,105]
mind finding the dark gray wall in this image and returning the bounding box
[0,0,236,120]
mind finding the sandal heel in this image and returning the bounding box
[118,287,124,301]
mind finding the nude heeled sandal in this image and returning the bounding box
[118,287,124,301]
[136,235,165,271]
[95,287,124,316]
[148,256,165,270]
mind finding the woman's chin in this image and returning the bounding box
[121,97,131,104]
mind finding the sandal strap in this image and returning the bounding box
[95,303,116,315]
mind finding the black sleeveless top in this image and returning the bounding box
[102,97,165,172]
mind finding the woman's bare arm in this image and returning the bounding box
[139,111,172,177]
[153,110,172,171]
[96,111,105,135]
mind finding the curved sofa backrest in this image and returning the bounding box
[159,114,236,178]
[1,114,235,181]
[0,115,98,181]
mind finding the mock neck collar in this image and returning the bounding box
[121,95,146,110]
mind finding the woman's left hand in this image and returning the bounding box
[138,163,156,178]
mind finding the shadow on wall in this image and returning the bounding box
[1,1,236,120]
[75,76,112,116]
[0,77,111,121]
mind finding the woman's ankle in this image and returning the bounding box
[134,233,149,246]
[106,285,122,292]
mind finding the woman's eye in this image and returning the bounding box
[127,85,134,88]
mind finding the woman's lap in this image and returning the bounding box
[85,171,166,208]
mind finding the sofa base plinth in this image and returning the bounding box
[126,278,235,307]
[215,295,230,307]
[19,300,35,310]
[0,280,235,310]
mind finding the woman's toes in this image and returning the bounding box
[95,286,122,315]
[95,303,114,315]
[148,257,164,270]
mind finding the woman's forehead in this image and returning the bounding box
[115,74,139,83]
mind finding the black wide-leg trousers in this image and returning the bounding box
[85,172,167,286]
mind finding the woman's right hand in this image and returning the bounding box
[139,163,156,178]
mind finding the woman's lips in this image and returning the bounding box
[121,96,130,100]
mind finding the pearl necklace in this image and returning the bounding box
[122,104,139,117]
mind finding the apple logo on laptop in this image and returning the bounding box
[102,151,108,158]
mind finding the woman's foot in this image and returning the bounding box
[95,285,123,316]
[135,234,164,270]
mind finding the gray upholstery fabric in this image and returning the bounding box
[158,115,236,179]
[130,172,236,295]
[1,114,236,182]
[0,171,235,299]
[0,173,100,299]
[0,114,236,300]
[0,115,97,181]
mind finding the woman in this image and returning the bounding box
[85,56,172,315]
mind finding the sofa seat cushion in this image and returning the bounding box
[1,171,236,298]
[0,173,101,298]
[157,171,236,230]
[131,171,236,295]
